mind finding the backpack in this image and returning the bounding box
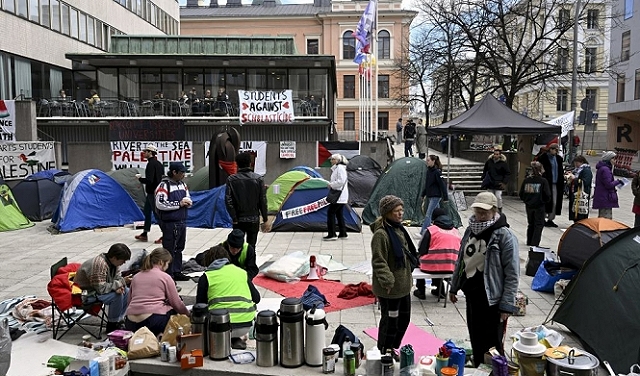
[330,324,364,358]
[404,124,416,139]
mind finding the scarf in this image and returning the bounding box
[572,164,587,177]
[468,213,499,235]
[383,219,416,268]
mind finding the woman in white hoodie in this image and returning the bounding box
[325,154,349,240]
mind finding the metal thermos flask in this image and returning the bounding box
[255,310,279,367]
[305,305,328,367]
[208,309,231,360]
[278,297,305,368]
[190,303,209,356]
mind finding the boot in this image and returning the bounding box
[105,321,120,334]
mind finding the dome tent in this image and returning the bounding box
[346,155,382,207]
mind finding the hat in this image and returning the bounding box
[432,208,446,220]
[143,144,157,153]
[169,162,187,172]
[227,229,245,248]
[470,192,498,210]
[379,195,403,217]
[602,151,616,161]
[513,332,546,356]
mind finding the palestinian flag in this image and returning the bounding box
[0,101,8,118]
[317,141,360,167]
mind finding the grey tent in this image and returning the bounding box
[12,177,62,221]
[347,155,382,207]
[429,95,562,135]
[106,167,147,210]
[553,227,640,373]
[362,157,427,225]
[185,166,210,192]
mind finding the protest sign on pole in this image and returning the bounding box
[111,141,193,172]
[0,141,57,180]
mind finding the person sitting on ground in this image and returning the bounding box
[194,229,259,281]
[196,245,260,350]
[125,248,189,336]
[74,243,132,333]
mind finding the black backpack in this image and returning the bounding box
[404,124,416,139]
[330,324,364,358]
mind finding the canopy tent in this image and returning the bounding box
[428,95,562,135]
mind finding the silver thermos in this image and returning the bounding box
[255,310,279,367]
[208,309,231,360]
[278,297,305,368]
[191,303,209,356]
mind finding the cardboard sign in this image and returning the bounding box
[0,100,16,141]
[204,140,267,175]
[0,141,57,180]
[238,90,294,124]
[111,141,193,172]
[280,141,296,159]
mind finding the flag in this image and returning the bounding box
[317,141,361,167]
[353,0,377,65]
[546,111,575,138]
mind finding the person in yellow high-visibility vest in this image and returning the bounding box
[196,245,260,350]
[221,229,259,280]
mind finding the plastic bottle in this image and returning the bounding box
[342,336,352,358]
[176,326,185,357]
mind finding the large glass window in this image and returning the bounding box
[40,0,50,28]
[50,0,60,31]
[247,69,267,91]
[17,0,27,18]
[556,89,568,111]
[378,75,389,98]
[343,75,355,98]
[621,31,631,61]
[625,0,633,19]
[307,39,318,54]
[225,69,246,106]
[73,70,96,102]
[586,9,598,29]
[378,30,390,59]
[95,20,103,49]
[60,4,69,35]
[140,68,162,100]
[78,12,86,42]
[205,68,225,98]
[162,68,181,100]
[28,0,38,22]
[182,69,204,97]
[378,111,389,130]
[69,8,78,38]
[119,68,139,101]
[98,68,118,100]
[617,74,625,103]
[584,47,597,73]
[268,69,287,91]
[87,16,95,45]
[288,68,309,104]
[342,31,355,60]
[309,68,327,115]
[4,0,15,13]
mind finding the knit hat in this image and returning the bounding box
[432,208,446,220]
[379,195,403,217]
[602,151,616,161]
[470,192,498,210]
[227,229,245,248]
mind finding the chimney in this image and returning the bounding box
[209,0,218,7]
[186,0,198,7]
[226,0,242,7]
[263,0,276,6]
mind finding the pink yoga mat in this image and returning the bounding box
[364,322,444,357]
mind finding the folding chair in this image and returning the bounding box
[49,257,107,340]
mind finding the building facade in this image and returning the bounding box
[180,0,416,140]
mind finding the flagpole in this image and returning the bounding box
[373,0,378,141]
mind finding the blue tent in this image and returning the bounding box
[186,185,233,229]
[289,166,323,178]
[271,178,361,232]
[26,169,71,184]
[52,169,144,232]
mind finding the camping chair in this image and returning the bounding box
[49,257,107,340]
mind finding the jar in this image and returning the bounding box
[441,366,458,376]
[323,347,336,374]
[343,349,355,376]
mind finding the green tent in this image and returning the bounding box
[0,177,34,231]
[267,170,310,213]
[362,157,427,226]
[106,167,147,210]
[185,166,211,192]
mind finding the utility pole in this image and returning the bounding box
[569,0,582,162]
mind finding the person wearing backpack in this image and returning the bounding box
[403,120,416,157]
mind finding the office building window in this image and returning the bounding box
[60,3,69,35]
[87,16,95,45]
[50,0,60,31]
[621,31,630,61]
[28,0,39,22]
[344,75,355,98]
[343,31,355,60]
[79,12,86,42]
[40,0,50,28]
[586,9,598,29]
[556,89,568,111]
[584,47,597,73]
[307,39,319,54]
[558,9,571,27]
[617,74,625,103]
[378,111,389,130]
[625,0,633,19]
[378,75,389,98]
[557,47,569,73]
[635,69,640,100]
[344,112,355,131]
[378,30,390,59]
[3,0,15,13]
[69,7,78,38]
[17,0,27,18]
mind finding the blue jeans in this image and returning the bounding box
[421,197,441,234]
[95,288,129,323]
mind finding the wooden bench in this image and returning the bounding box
[412,268,454,308]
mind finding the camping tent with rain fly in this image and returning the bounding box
[187,185,233,229]
[185,166,210,192]
[12,177,62,221]
[289,166,322,178]
[27,169,72,184]
[362,157,427,226]
[52,169,144,233]
[267,170,310,213]
[553,227,640,374]
[347,155,382,207]
[557,218,629,269]
[106,167,147,210]
[0,177,33,231]
[271,178,361,232]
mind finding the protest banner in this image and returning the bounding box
[111,141,193,172]
[0,141,56,180]
[109,119,185,141]
[0,100,16,141]
[238,90,294,125]
[280,197,329,219]
[204,140,267,175]
[280,141,296,159]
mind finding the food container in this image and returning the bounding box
[546,349,600,376]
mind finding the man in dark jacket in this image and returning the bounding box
[403,120,416,157]
[135,144,164,243]
[225,152,269,249]
[481,145,510,212]
[537,143,564,227]
[519,161,551,246]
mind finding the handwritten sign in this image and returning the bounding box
[238,90,294,125]
[109,119,185,141]
[280,141,296,159]
[281,197,329,219]
[0,100,16,141]
[204,141,267,175]
[0,141,57,180]
[111,141,193,172]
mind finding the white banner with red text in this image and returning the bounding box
[238,90,294,125]
[111,141,193,172]
[0,141,57,180]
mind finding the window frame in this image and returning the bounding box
[584,47,597,73]
[586,9,598,29]
[621,31,631,62]
[635,69,640,100]
[306,38,319,55]
[617,74,626,103]
[343,75,355,98]
[378,74,389,98]
[377,30,390,59]
[556,88,568,111]
[342,30,355,60]
[344,111,355,131]
[377,111,389,131]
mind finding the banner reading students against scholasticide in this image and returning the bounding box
[0,141,57,180]
[111,141,193,173]
[238,90,294,125]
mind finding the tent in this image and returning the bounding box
[362,157,427,225]
[553,227,640,374]
[428,95,562,135]
[271,178,361,232]
[12,177,62,221]
[52,169,144,233]
[267,170,310,213]
[0,177,33,231]
[187,185,233,229]
[289,166,322,178]
[27,169,71,184]
[185,166,210,192]
[106,167,147,210]
[557,218,629,269]
[347,155,382,207]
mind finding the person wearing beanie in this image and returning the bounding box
[414,208,461,300]
[593,151,624,219]
[370,195,417,356]
[537,143,564,227]
[481,145,510,213]
[219,229,259,280]
[324,154,349,240]
[135,144,164,243]
[567,155,592,222]
[519,162,551,246]
[450,192,519,366]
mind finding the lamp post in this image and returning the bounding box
[569,0,582,162]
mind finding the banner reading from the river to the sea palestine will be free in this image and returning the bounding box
[238,90,294,125]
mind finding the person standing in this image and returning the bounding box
[519,162,551,246]
[420,155,448,236]
[403,120,416,157]
[537,143,564,227]
[632,173,640,228]
[325,154,349,240]
[135,144,164,243]
[449,192,519,366]
[156,162,192,281]
[225,152,269,249]
[593,151,623,219]
[415,119,428,159]
[396,118,403,145]
[481,145,510,213]
[370,195,416,355]
[567,155,593,222]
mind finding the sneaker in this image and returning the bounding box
[134,233,148,242]
[544,221,558,228]
[338,234,348,239]
[413,290,426,300]
[173,273,191,282]
[231,337,247,350]
[323,235,338,241]
[154,237,163,244]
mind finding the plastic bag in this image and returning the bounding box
[531,261,577,293]
[128,326,160,360]
[0,318,10,376]
[46,355,75,372]
[161,314,191,346]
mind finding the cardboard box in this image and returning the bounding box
[181,350,204,369]
[178,333,202,357]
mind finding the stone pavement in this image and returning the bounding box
[2,145,636,375]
